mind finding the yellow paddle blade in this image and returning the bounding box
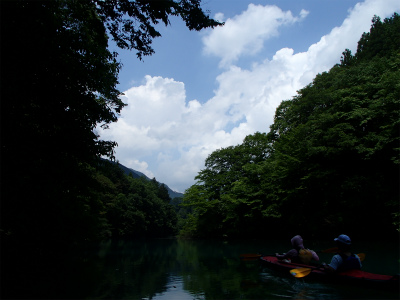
[357,253,366,262]
[290,267,313,278]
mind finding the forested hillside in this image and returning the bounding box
[114,160,184,199]
[180,13,400,240]
[94,160,179,238]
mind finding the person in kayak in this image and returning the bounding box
[322,234,362,272]
[276,235,319,265]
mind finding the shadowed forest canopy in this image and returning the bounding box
[181,13,400,240]
[1,0,221,266]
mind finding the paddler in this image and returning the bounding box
[322,234,362,272]
[276,235,319,265]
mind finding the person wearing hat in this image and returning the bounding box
[322,234,362,272]
[276,235,319,265]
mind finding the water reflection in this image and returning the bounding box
[13,238,397,299]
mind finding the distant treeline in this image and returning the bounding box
[180,13,400,240]
[114,160,185,199]
[94,160,180,238]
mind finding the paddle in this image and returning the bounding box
[357,253,366,261]
[290,266,321,278]
[240,253,261,259]
[319,247,338,253]
[239,253,262,261]
[290,253,366,278]
[240,247,340,260]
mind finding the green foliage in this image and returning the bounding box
[181,13,400,239]
[95,0,222,59]
[94,161,178,238]
[181,132,280,238]
[354,14,400,62]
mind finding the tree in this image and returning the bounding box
[95,0,222,59]
[97,161,178,238]
[181,132,278,238]
[261,13,400,237]
[340,49,354,66]
[355,13,400,62]
[1,1,221,297]
[1,0,221,239]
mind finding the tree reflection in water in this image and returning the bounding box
[8,239,398,299]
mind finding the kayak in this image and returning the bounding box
[260,256,399,290]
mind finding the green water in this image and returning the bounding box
[4,238,400,299]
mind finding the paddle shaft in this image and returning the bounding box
[242,247,339,257]
[240,253,276,260]
[241,251,365,261]
[319,247,338,253]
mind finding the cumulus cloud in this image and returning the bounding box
[202,4,309,67]
[100,0,400,192]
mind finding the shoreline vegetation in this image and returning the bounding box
[179,13,400,241]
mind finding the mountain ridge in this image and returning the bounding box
[108,160,184,199]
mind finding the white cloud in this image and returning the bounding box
[126,159,154,179]
[100,0,400,192]
[202,4,309,67]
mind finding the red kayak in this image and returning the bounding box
[260,256,399,290]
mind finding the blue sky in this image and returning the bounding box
[99,0,400,193]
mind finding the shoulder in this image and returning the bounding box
[353,254,363,266]
[332,254,343,261]
[328,254,343,270]
[353,254,361,262]
[309,249,319,261]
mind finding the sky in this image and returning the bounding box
[99,0,400,193]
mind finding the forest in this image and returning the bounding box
[180,13,400,240]
[1,1,220,297]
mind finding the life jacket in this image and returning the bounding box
[337,253,361,272]
[298,249,313,265]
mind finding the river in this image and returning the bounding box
[5,238,400,299]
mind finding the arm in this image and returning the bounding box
[276,249,297,260]
[310,249,319,261]
[322,254,342,273]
